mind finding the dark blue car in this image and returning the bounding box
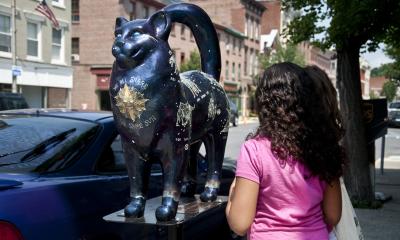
[0,109,235,240]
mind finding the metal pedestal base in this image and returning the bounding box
[103,195,230,240]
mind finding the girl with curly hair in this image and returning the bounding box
[226,62,345,239]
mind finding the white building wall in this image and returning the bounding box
[0,59,73,89]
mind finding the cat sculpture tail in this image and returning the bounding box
[164,3,221,81]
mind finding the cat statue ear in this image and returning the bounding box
[115,17,128,29]
[147,11,171,40]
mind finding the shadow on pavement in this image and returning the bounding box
[356,169,400,240]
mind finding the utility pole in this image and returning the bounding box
[11,0,17,93]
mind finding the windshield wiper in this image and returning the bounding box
[19,128,76,162]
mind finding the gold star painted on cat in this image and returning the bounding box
[115,84,148,122]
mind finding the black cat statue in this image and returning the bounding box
[109,3,230,221]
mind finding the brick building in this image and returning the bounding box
[0,0,72,108]
[360,57,371,99]
[370,76,388,97]
[71,0,250,114]
[298,42,337,87]
[188,0,266,116]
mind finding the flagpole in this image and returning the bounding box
[11,0,17,93]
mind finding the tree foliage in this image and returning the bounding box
[180,51,201,72]
[371,63,400,80]
[371,45,400,80]
[282,1,400,52]
[382,81,398,102]
[259,43,305,69]
[281,0,400,203]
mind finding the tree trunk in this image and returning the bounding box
[336,45,374,203]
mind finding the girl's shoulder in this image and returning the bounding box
[244,135,271,149]
[242,135,272,161]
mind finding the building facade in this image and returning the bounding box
[298,42,337,86]
[360,57,371,99]
[188,0,266,116]
[71,0,251,115]
[369,76,387,97]
[0,0,72,108]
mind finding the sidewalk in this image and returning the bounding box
[355,169,400,240]
[238,116,258,125]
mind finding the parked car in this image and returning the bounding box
[229,99,239,127]
[0,109,235,240]
[0,92,29,111]
[388,101,400,127]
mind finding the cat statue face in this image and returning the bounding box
[111,12,171,69]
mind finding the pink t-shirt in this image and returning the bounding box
[235,136,328,240]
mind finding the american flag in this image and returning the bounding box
[35,0,60,29]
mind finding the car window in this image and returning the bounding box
[389,102,400,109]
[96,135,165,175]
[96,134,127,173]
[0,95,28,110]
[0,116,99,173]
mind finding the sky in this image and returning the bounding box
[361,46,394,69]
[314,11,394,69]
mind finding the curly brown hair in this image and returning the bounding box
[252,62,345,183]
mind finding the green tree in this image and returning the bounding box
[282,0,400,203]
[259,43,305,69]
[382,81,398,102]
[371,63,400,80]
[384,45,400,81]
[369,91,378,99]
[180,51,201,72]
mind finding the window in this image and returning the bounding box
[52,28,63,62]
[180,52,185,65]
[181,25,185,39]
[249,49,253,76]
[232,63,235,81]
[233,38,236,55]
[0,117,99,174]
[171,24,175,36]
[225,61,229,80]
[72,0,80,22]
[190,31,194,42]
[226,35,230,55]
[71,37,79,62]
[27,22,39,57]
[96,134,127,173]
[238,63,241,80]
[255,20,259,39]
[0,15,11,53]
[144,6,149,18]
[72,38,79,54]
[244,47,248,75]
[249,18,253,39]
[244,16,248,36]
[254,50,259,75]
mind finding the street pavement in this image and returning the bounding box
[224,121,400,240]
[357,127,400,240]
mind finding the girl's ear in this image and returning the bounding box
[115,17,128,29]
[147,11,171,40]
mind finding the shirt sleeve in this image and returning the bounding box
[235,140,262,184]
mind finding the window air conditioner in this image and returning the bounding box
[71,54,80,61]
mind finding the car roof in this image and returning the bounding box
[0,108,113,122]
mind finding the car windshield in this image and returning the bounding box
[0,115,99,174]
[389,102,400,109]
